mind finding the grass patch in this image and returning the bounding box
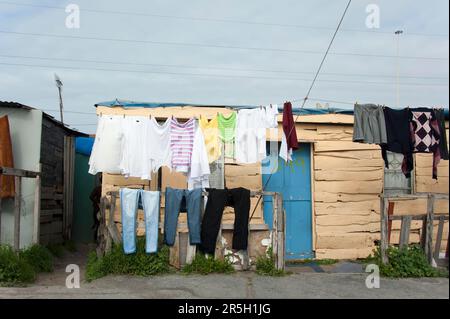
[85,237,171,282]
[255,247,287,277]
[364,244,448,278]
[19,245,53,273]
[181,253,235,275]
[0,244,54,286]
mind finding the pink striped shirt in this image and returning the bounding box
[170,117,196,172]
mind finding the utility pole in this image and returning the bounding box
[54,74,64,125]
[395,30,403,107]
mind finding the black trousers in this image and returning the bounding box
[200,188,251,255]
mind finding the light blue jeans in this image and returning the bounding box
[120,188,160,254]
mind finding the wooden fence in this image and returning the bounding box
[0,167,41,251]
[380,193,449,265]
[98,190,285,271]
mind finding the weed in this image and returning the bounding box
[85,237,171,282]
[19,245,53,273]
[0,245,36,286]
[255,247,286,277]
[182,253,235,275]
[365,244,448,278]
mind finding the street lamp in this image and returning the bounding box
[395,30,403,107]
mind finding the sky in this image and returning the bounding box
[0,0,448,133]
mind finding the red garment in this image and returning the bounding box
[282,102,299,151]
[0,115,15,198]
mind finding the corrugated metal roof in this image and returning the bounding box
[0,101,88,136]
[95,99,448,118]
[94,99,355,116]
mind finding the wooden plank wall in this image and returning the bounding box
[39,118,66,244]
[96,106,449,260]
[308,124,383,260]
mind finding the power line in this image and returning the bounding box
[0,1,448,38]
[0,30,448,61]
[1,54,447,80]
[250,0,353,221]
[0,62,448,87]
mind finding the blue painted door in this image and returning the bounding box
[262,144,313,260]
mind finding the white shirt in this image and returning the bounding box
[89,115,124,175]
[120,116,152,180]
[235,108,267,164]
[187,125,210,190]
[147,117,172,172]
[264,104,279,128]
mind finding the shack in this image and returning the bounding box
[0,101,88,248]
[95,100,449,263]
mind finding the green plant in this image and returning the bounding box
[19,245,53,273]
[366,244,448,278]
[85,237,171,282]
[0,245,36,286]
[182,253,235,275]
[255,247,286,277]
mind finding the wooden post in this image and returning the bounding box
[272,193,279,268]
[399,216,412,249]
[434,215,445,261]
[387,202,395,244]
[276,193,285,271]
[425,194,435,265]
[107,193,121,244]
[420,215,427,250]
[214,224,224,260]
[32,164,41,244]
[380,196,389,264]
[14,176,21,251]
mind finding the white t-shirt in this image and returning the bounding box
[147,117,172,172]
[187,125,210,190]
[89,115,124,175]
[264,104,279,128]
[235,108,267,164]
[120,116,152,180]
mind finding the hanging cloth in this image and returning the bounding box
[170,117,196,173]
[217,112,237,160]
[119,116,152,180]
[147,117,172,173]
[353,104,388,145]
[434,108,449,161]
[199,115,221,163]
[0,115,15,198]
[279,102,298,162]
[89,115,124,175]
[235,108,267,164]
[381,107,414,178]
[409,108,441,180]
